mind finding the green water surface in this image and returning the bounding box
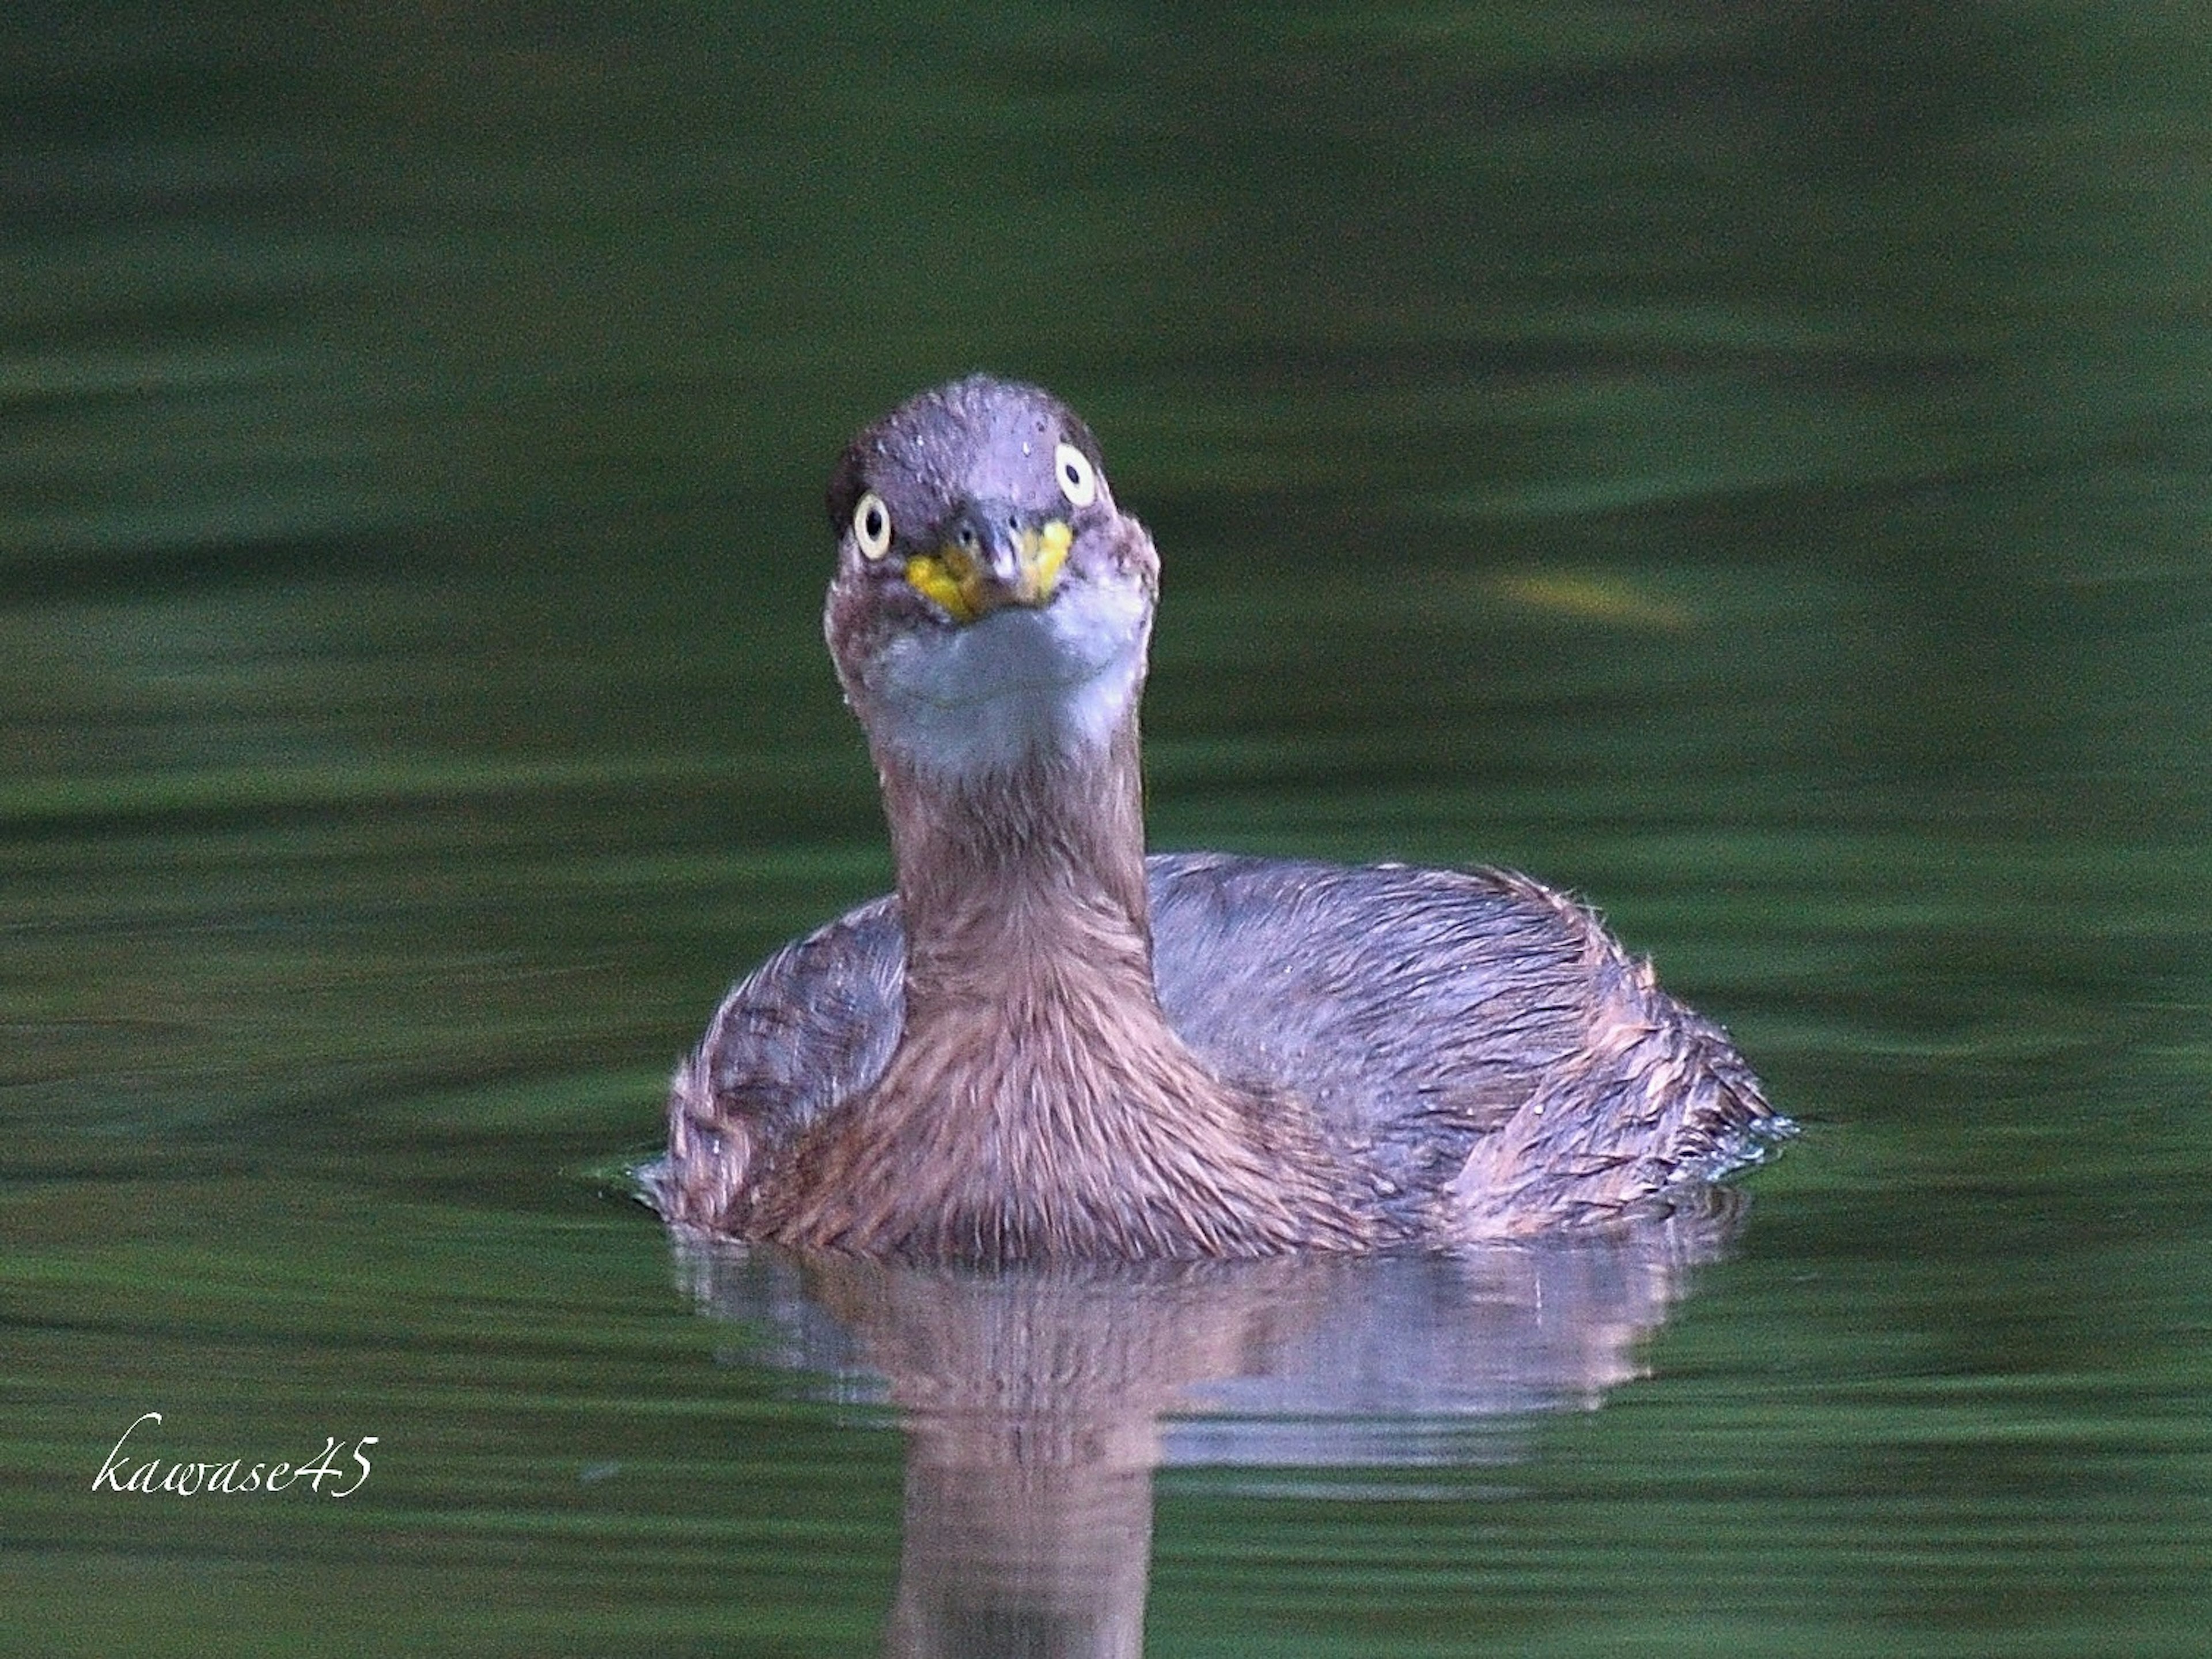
[6,5,2210,1654]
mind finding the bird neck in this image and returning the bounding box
[767,709,1373,1259]
[874,717,1158,1029]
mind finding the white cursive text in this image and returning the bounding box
[92,1412,378,1497]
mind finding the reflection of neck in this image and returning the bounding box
[885,1451,1153,1659]
[808,1256,1337,1659]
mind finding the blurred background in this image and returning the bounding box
[5,3,2210,1653]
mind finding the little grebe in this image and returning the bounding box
[650,376,1783,1260]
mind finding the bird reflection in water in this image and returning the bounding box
[649,376,1787,1648]
[670,1197,1750,1658]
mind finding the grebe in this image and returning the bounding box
[651,376,1781,1260]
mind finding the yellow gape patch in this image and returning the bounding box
[905,520,1072,623]
[1033,519,1071,592]
[903,553,974,620]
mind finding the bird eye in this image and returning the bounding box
[1054,442,1097,509]
[853,491,893,559]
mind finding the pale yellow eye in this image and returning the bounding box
[853,491,893,559]
[1054,442,1097,509]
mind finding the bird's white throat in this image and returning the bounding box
[861,574,1149,783]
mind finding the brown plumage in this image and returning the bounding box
[647,375,1786,1262]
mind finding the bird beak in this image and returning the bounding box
[904,503,1072,624]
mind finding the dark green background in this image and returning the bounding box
[6,4,2209,1653]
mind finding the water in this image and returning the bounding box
[7,4,2211,1654]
